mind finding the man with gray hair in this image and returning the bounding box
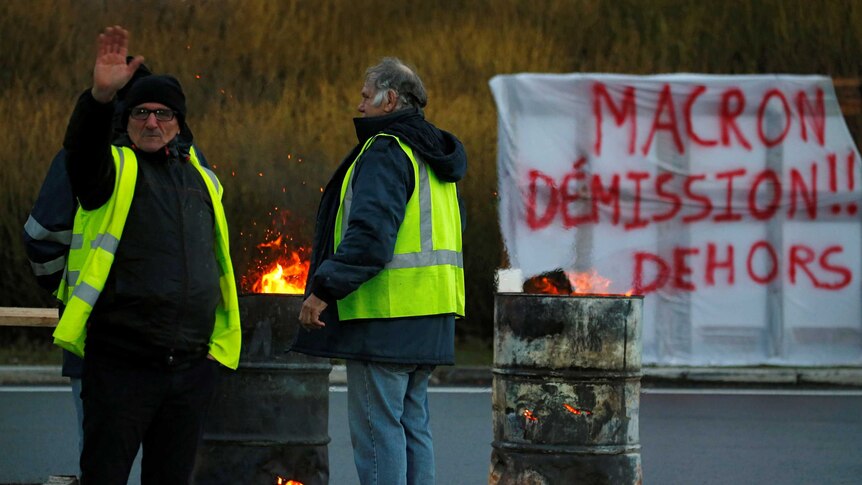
[295,57,467,484]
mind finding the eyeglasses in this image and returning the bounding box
[129,107,176,121]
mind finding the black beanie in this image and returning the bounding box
[123,74,187,121]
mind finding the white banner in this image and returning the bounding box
[490,73,862,366]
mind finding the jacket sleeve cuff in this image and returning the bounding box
[308,281,337,306]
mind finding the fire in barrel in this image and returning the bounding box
[490,270,643,485]
[194,232,330,485]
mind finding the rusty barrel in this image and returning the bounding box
[194,294,331,485]
[490,293,643,485]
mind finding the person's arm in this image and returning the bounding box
[64,25,144,210]
[22,149,77,291]
[299,138,414,328]
[63,91,117,210]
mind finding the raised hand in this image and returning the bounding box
[91,25,144,103]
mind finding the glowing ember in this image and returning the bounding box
[275,477,304,485]
[563,403,592,416]
[523,409,539,422]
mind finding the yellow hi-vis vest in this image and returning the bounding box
[334,134,465,320]
[53,146,242,369]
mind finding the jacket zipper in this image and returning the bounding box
[174,160,189,344]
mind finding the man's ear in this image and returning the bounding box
[384,89,397,113]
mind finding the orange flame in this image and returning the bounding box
[251,250,309,294]
[531,276,569,295]
[243,231,310,295]
[563,403,592,416]
[526,269,634,296]
[276,478,304,485]
[567,269,611,294]
[523,409,539,422]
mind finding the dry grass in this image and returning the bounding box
[2,0,861,342]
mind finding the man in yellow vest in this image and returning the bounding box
[52,26,240,484]
[296,57,466,485]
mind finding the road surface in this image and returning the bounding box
[1,386,860,484]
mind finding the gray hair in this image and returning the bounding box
[365,57,427,110]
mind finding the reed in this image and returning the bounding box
[2,0,860,341]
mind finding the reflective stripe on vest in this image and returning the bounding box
[69,232,120,252]
[64,270,78,287]
[61,217,127,293]
[199,166,221,194]
[72,282,101,307]
[56,146,133,312]
[70,234,83,249]
[334,133,465,320]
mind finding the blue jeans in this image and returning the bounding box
[346,360,436,485]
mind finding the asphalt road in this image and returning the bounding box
[1,386,861,484]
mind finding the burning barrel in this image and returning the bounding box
[490,293,643,485]
[194,294,331,485]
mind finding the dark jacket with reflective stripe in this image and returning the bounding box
[292,108,467,364]
[23,150,78,293]
[63,91,220,365]
[23,150,79,378]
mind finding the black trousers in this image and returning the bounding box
[79,354,220,485]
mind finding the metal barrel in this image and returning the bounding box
[490,293,643,485]
[194,294,331,485]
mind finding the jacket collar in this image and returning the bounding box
[353,108,420,145]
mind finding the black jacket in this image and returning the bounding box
[62,90,220,366]
[292,108,467,364]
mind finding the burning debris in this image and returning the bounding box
[251,246,309,294]
[241,227,311,295]
[522,268,633,296]
[276,477,304,485]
